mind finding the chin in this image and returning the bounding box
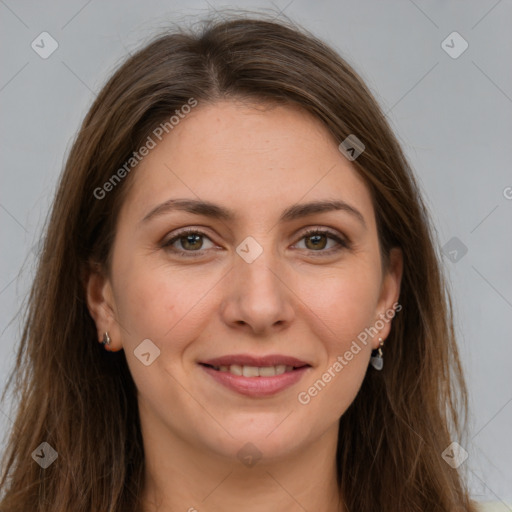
[198,418,308,462]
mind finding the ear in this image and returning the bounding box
[372,247,403,349]
[84,261,122,352]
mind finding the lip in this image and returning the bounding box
[200,353,310,367]
[200,364,311,398]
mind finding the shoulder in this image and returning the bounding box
[473,502,512,512]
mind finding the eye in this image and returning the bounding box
[294,228,350,256]
[161,227,351,258]
[162,228,216,257]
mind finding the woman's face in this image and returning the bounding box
[87,99,402,462]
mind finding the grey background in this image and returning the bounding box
[1,0,511,505]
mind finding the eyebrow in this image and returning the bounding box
[140,198,366,228]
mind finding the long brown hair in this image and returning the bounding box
[0,11,477,512]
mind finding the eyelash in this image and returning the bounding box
[161,227,351,258]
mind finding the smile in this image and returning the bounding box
[199,363,311,398]
[203,363,302,377]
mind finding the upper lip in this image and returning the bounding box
[200,354,311,368]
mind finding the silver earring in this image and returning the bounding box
[101,331,111,347]
[370,337,384,370]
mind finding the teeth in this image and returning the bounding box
[275,365,287,375]
[242,365,259,377]
[212,364,296,376]
[258,366,277,377]
[230,364,243,376]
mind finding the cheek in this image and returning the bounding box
[113,256,218,351]
[308,264,382,345]
[114,268,194,397]
[115,273,176,342]
[298,266,380,407]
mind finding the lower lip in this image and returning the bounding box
[200,365,310,398]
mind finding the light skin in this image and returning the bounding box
[86,100,403,512]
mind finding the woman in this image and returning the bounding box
[0,12,492,512]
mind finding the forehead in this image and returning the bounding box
[119,100,375,228]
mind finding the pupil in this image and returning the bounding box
[308,234,326,250]
[184,234,201,249]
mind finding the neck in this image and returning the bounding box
[139,421,344,512]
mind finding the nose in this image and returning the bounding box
[219,244,295,336]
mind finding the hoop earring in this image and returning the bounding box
[101,331,111,348]
[370,337,384,370]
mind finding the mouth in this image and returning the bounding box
[198,354,312,397]
[199,363,309,377]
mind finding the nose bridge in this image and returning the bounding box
[235,233,282,297]
[221,233,294,332]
